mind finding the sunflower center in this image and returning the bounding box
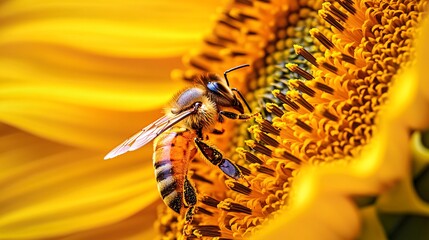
[157,0,428,239]
[246,4,325,121]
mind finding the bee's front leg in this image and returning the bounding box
[219,111,258,120]
[194,138,241,180]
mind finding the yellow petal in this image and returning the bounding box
[0,49,186,111]
[0,0,221,57]
[0,129,159,239]
[0,100,169,150]
[60,205,159,240]
[412,131,429,173]
[359,207,388,240]
[417,15,429,104]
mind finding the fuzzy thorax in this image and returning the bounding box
[167,86,217,131]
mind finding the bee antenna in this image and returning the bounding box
[232,88,252,113]
[224,64,250,87]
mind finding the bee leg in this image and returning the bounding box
[183,176,197,224]
[194,138,241,179]
[185,205,196,224]
[218,158,242,180]
[183,176,197,207]
[219,111,257,120]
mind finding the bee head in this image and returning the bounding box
[203,74,245,114]
[197,65,251,114]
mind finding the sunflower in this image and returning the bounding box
[2,0,429,240]
[155,0,429,239]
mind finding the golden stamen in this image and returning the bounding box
[265,103,284,117]
[294,44,319,67]
[286,63,315,80]
[237,148,264,164]
[218,199,252,215]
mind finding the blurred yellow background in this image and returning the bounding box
[0,1,223,239]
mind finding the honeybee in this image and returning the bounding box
[104,64,254,221]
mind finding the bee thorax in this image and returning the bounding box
[184,97,217,130]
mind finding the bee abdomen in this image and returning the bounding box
[153,128,198,214]
[164,191,182,213]
[158,175,182,213]
[154,160,174,183]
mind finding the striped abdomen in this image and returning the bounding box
[152,127,198,213]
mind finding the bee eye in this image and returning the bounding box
[207,81,237,107]
[207,82,228,95]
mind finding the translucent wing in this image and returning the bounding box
[104,107,197,160]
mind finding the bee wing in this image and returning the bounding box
[104,108,196,160]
